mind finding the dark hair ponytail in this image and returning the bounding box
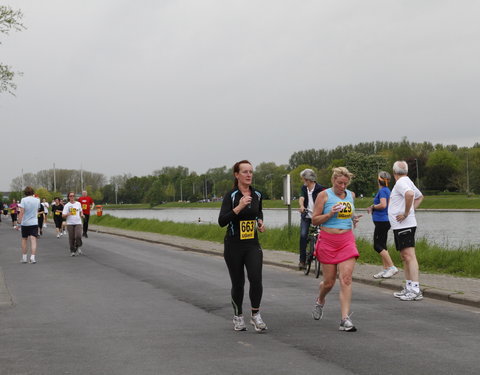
[232,160,252,187]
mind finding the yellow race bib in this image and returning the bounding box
[337,201,353,219]
[55,211,61,216]
[70,208,77,216]
[82,204,87,210]
[240,220,256,240]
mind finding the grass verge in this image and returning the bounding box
[91,215,480,278]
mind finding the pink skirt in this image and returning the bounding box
[314,230,359,265]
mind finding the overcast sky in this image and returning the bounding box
[1,0,479,191]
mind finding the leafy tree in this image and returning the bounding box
[344,152,388,196]
[1,5,25,95]
[425,150,461,191]
[144,179,167,207]
[9,191,22,201]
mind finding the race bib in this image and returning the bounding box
[337,201,353,219]
[82,204,88,210]
[70,208,77,215]
[55,211,61,216]
[240,220,256,240]
[10,209,15,214]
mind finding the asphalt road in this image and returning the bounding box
[0,223,479,375]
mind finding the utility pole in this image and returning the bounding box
[53,163,57,192]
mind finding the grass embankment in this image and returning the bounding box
[103,194,480,210]
[90,214,480,278]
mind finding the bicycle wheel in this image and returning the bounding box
[304,258,311,275]
[304,236,315,275]
[314,256,321,278]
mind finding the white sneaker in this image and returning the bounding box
[339,315,357,332]
[250,312,267,332]
[233,315,247,331]
[382,266,399,279]
[29,257,36,264]
[57,234,60,239]
[76,248,83,256]
[373,270,386,279]
[399,290,423,301]
[394,288,408,298]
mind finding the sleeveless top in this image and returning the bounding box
[321,188,355,230]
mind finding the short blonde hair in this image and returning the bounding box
[331,167,354,184]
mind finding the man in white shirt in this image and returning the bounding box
[62,192,84,256]
[388,161,424,301]
[17,186,41,264]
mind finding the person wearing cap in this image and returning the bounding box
[367,171,398,279]
[298,169,325,270]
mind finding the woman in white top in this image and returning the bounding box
[62,192,84,256]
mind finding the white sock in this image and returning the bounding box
[30,255,35,261]
[22,254,27,261]
[406,280,413,290]
[411,282,420,293]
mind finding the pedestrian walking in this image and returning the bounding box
[9,199,19,229]
[298,169,325,270]
[218,160,267,332]
[389,161,424,301]
[62,192,84,256]
[41,198,49,227]
[78,190,94,238]
[51,197,64,238]
[366,171,398,279]
[37,197,46,236]
[17,187,40,264]
[311,167,362,332]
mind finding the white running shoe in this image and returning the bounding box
[312,302,324,320]
[399,290,423,301]
[71,252,76,257]
[233,315,247,331]
[339,315,357,332]
[373,270,386,279]
[57,234,60,239]
[76,248,83,256]
[250,313,267,332]
[394,288,408,298]
[382,266,399,279]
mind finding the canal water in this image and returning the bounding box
[104,208,480,249]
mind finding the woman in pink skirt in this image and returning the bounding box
[311,167,361,332]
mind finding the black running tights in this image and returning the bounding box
[224,239,263,316]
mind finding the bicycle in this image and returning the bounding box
[304,225,320,278]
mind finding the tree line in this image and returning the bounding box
[6,139,480,204]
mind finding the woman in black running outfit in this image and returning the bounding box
[218,160,267,333]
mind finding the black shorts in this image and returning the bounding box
[21,225,39,238]
[393,227,416,251]
[11,213,17,221]
[373,221,391,253]
[54,215,63,229]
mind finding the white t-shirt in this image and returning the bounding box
[19,196,41,226]
[62,201,83,225]
[306,187,315,219]
[388,176,422,230]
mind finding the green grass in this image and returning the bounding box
[103,194,480,210]
[91,214,480,278]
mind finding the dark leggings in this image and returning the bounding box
[224,239,263,316]
[83,214,90,234]
[373,221,391,253]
